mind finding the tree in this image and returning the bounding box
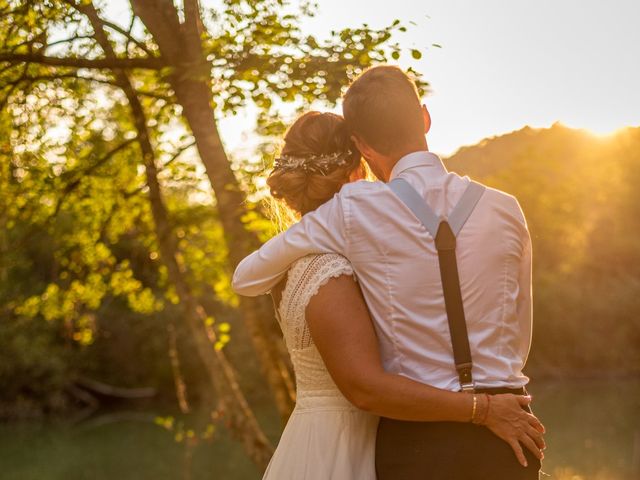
[1,0,426,468]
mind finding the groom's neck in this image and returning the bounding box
[381,138,429,182]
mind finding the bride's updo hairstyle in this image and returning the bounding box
[267,111,364,217]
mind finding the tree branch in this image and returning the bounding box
[135,89,174,101]
[162,141,197,170]
[2,72,115,89]
[0,52,166,70]
[0,64,29,111]
[60,0,147,54]
[65,0,154,58]
[52,137,138,218]
[124,13,138,56]
[101,18,154,57]
[75,376,156,399]
[46,34,94,49]
[2,71,171,102]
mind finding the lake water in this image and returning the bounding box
[1,379,638,480]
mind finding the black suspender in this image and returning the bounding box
[388,178,486,392]
[435,221,474,391]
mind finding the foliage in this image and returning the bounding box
[0,0,427,422]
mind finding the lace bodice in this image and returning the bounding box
[276,254,355,403]
[278,254,354,351]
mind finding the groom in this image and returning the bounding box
[233,65,542,479]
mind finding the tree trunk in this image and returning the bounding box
[82,3,273,468]
[167,320,190,413]
[130,0,296,422]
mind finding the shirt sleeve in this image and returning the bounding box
[232,193,348,296]
[515,206,533,363]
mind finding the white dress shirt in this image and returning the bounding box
[233,151,532,391]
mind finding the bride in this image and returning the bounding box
[253,111,544,479]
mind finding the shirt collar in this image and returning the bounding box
[389,151,446,181]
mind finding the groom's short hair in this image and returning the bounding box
[343,65,424,155]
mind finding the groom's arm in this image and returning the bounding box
[232,192,349,296]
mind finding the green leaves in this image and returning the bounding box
[1,0,432,335]
[200,2,429,117]
[0,0,435,419]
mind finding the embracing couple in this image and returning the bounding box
[233,65,545,479]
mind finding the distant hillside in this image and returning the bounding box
[443,124,640,378]
[446,122,640,179]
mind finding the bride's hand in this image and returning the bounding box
[480,394,546,467]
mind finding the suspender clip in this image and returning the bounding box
[460,382,476,393]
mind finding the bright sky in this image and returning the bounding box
[104,0,640,156]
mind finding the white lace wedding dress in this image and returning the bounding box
[263,254,379,480]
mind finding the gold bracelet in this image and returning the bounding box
[481,394,491,425]
[470,394,478,422]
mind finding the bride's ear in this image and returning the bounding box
[422,104,432,135]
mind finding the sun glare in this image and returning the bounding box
[567,120,633,138]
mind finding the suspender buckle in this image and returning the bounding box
[460,381,476,393]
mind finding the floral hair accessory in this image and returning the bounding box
[273,150,353,175]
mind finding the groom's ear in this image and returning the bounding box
[422,104,432,135]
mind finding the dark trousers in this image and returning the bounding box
[375,388,541,480]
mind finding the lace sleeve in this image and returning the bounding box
[279,254,355,350]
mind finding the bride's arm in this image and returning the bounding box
[232,193,347,296]
[306,274,545,468]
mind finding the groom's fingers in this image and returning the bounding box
[526,424,546,450]
[516,396,546,434]
[507,439,528,467]
[526,413,546,433]
[519,432,544,461]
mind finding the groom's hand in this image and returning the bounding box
[482,394,546,467]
